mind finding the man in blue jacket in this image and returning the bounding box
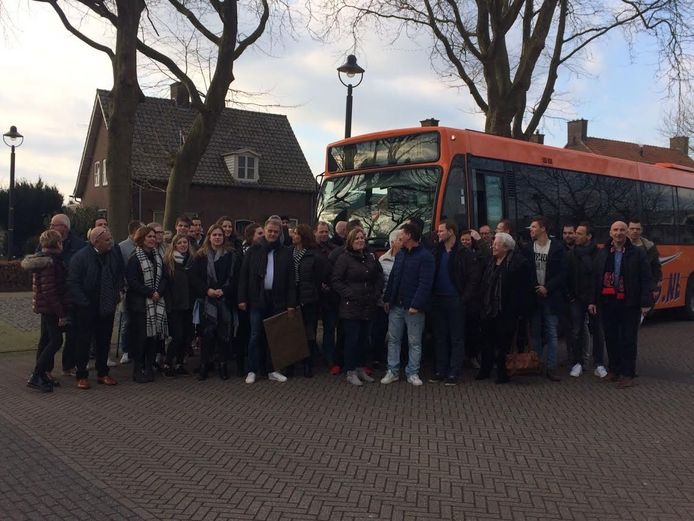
[381,223,435,386]
[528,217,567,382]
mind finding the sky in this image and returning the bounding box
[0,1,681,203]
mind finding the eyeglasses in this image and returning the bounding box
[155,231,164,235]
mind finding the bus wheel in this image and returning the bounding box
[684,275,694,321]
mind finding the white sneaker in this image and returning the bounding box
[245,372,256,384]
[268,371,287,382]
[570,363,583,377]
[356,367,375,383]
[594,365,608,378]
[120,353,130,364]
[346,371,363,386]
[107,359,117,367]
[407,374,424,386]
[380,371,399,385]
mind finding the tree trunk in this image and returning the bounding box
[106,0,145,240]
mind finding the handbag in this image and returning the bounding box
[505,320,542,376]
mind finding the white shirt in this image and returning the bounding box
[533,240,551,286]
[264,250,275,290]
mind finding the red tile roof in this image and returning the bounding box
[566,137,694,167]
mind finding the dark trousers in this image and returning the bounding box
[35,314,62,376]
[319,305,338,366]
[432,295,466,378]
[570,301,605,367]
[236,309,250,376]
[464,312,481,360]
[39,310,77,372]
[75,307,115,379]
[300,303,318,369]
[248,303,284,373]
[480,317,515,379]
[369,307,389,365]
[129,312,157,371]
[601,301,640,378]
[343,318,370,371]
[167,309,193,366]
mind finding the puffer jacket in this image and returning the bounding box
[331,249,383,321]
[295,248,329,305]
[21,250,69,317]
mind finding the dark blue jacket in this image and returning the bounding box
[68,245,125,314]
[384,244,435,311]
[526,239,567,314]
[592,239,652,309]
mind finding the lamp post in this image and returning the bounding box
[3,126,24,260]
[337,55,365,139]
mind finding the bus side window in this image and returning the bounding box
[678,187,694,244]
[441,155,467,232]
[472,170,504,229]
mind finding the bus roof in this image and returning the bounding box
[326,127,694,190]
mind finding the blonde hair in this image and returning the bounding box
[40,230,62,249]
[164,233,190,276]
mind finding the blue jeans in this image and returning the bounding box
[387,306,425,377]
[432,295,465,378]
[530,300,559,370]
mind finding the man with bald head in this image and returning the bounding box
[589,221,652,389]
[48,214,86,267]
[68,227,125,389]
[330,221,348,247]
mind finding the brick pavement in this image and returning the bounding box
[0,314,693,520]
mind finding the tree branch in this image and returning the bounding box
[167,0,221,45]
[233,0,270,60]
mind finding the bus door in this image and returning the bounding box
[472,169,506,230]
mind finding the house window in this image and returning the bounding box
[102,159,108,186]
[223,150,260,183]
[94,161,101,187]
[238,155,257,180]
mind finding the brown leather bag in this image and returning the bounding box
[505,320,542,376]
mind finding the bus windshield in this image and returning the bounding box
[317,167,441,248]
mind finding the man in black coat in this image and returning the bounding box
[68,227,125,389]
[589,221,652,388]
[238,218,297,383]
[527,216,567,381]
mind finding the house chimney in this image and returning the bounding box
[670,136,690,156]
[420,118,439,127]
[529,131,545,145]
[170,82,190,108]
[567,119,588,146]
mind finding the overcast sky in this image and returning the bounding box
[0,1,678,203]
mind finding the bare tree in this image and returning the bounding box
[317,0,693,140]
[661,90,694,155]
[35,0,145,240]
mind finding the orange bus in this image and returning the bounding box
[317,126,694,318]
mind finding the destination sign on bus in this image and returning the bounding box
[327,132,440,173]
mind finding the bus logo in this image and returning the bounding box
[659,252,682,266]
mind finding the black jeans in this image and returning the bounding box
[601,301,640,378]
[570,301,605,367]
[343,318,370,371]
[167,309,193,366]
[300,303,318,368]
[432,295,466,378]
[35,314,62,376]
[480,317,515,379]
[75,307,115,379]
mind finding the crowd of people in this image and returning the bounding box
[21,210,660,393]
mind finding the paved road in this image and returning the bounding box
[0,313,693,520]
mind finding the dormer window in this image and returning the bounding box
[223,149,260,183]
[94,161,101,187]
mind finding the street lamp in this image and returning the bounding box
[337,54,365,139]
[3,126,24,260]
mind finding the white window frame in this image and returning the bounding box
[94,161,101,187]
[101,159,108,186]
[223,149,260,184]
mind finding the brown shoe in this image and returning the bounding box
[97,375,118,386]
[77,378,91,390]
[617,377,636,389]
[604,372,619,382]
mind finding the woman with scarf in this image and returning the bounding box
[162,233,194,377]
[190,224,241,381]
[290,224,328,377]
[126,226,168,383]
[476,232,530,384]
[331,228,383,386]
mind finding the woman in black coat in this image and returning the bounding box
[126,226,168,383]
[331,228,383,386]
[476,232,529,384]
[290,224,329,377]
[162,233,195,377]
[189,224,241,381]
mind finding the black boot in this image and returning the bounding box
[219,362,229,380]
[133,361,148,383]
[145,342,156,382]
[197,363,208,381]
[303,361,313,378]
[27,372,53,393]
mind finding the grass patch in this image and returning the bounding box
[0,319,38,353]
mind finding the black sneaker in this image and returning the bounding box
[444,376,458,386]
[27,373,53,393]
[175,365,190,376]
[163,365,176,377]
[429,373,444,383]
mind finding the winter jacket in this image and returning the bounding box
[432,242,482,308]
[526,239,567,314]
[190,248,242,307]
[567,242,598,305]
[592,239,652,309]
[295,248,329,306]
[238,239,296,310]
[163,252,195,311]
[331,249,383,321]
[384,244,435,311]
[68,245,125,314]
[22,250,69,317]
[125,250,168,314]
[479,249,531,321]
[636,237,663,292]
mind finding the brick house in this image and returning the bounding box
[73,85,317,233]
[564,118,694,168]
